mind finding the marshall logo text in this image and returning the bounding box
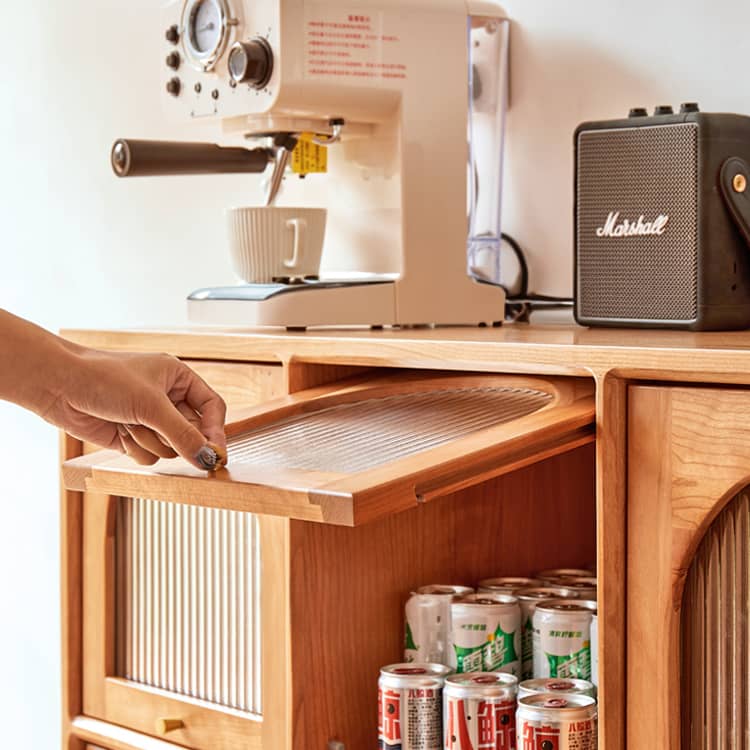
[596,211,670,238]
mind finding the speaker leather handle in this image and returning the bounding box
[720,157,750,248]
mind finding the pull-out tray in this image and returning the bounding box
[63,373,595,526]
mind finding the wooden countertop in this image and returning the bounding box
[61,324,750,384]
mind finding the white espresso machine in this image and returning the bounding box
[112,0,510,328]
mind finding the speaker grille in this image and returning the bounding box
[577,124,699,322]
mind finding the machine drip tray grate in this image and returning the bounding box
[228,386,554,474]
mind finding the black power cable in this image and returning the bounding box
[500,232,573,322]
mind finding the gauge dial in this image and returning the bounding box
[192,0,222,53]
[182,0,233,70]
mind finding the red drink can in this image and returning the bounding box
[516,693,597,749]
[378,663,451,749]
[444,672,518,749]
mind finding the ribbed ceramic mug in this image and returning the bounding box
[227,207,327,283]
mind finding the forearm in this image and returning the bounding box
[0,309,79,415]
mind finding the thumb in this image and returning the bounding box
[141,394,215,469]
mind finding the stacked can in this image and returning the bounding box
[450,594,521,676]
[514,586,578,681]
[378,663,452,749]
[444,673,518,749]
[548,576,597,600]
[518,677,596,700]
[443,672,518,750]
[516,694,597,749]
[532,600,597,680]
[477,577,542,595]
[404,585,474,665]
[536,568,595,582]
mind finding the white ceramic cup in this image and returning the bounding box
[227,207,327,284]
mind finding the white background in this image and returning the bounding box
[1,0,749,746]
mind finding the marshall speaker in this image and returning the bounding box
[575,104,750,330]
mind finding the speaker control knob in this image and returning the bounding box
[228,38,274,89]
[629,108,648,118]
[654,105,674,115]
[680,102,700,113]
[166,51,181,70]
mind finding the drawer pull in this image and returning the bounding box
[156,718,185,735]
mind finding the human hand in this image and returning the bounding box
[46,349,227,469]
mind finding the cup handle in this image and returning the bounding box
[284,218,307,270]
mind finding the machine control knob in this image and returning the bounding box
[680,102,700,113]
[166,51,181,70]
[628,108,648,118]
[166,77,181,97]
[654,105,674,115]
[165,24,180,44]
[227,38,274,89]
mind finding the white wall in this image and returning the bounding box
[1,1,749,747]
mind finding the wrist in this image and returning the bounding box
[0,310,84,416]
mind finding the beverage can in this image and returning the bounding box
[532,600,597,680]
[444,672,518,749]
[405,585,474,665]
[451,594,521,676]
[516,693,597,749]
[477,577,543,595]
[518,677,596,700]
[545,576,597,600]
[378,663,452,749]
[536,568,595,583]
[514,587,579,681]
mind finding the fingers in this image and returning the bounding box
[181,373,228,450]
[140,393,217,469]
[117,425,160,466]
[124,424,178,460]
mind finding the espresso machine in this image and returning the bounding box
[112,0,510,328]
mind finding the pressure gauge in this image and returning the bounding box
[182,0,235,71]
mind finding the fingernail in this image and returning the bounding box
[196,445,218,471]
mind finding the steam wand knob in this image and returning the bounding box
[228,38,274,89]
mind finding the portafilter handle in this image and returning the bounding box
[111,139,274,177]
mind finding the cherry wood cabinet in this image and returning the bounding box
[60,324,750,750]
[628,385,750,750]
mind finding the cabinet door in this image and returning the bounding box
[66,362,289,750]
[627,386,750,749]
[65,373,595,527]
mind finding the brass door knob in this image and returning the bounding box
[156,718,185,735]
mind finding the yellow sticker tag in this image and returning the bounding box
[292,133,328,175]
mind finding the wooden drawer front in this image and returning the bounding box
[182,361,285,410]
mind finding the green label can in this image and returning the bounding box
[477,576,543,595]
[450,594,521,676]
[515,587,579,681]
[404,585,474,666]
[536,568,595,583]
[532,599,597,680]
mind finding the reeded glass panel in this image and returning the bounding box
[116,499,262,714]
[682,490,750,749]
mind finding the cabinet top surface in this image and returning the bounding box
[61,324,750,383]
